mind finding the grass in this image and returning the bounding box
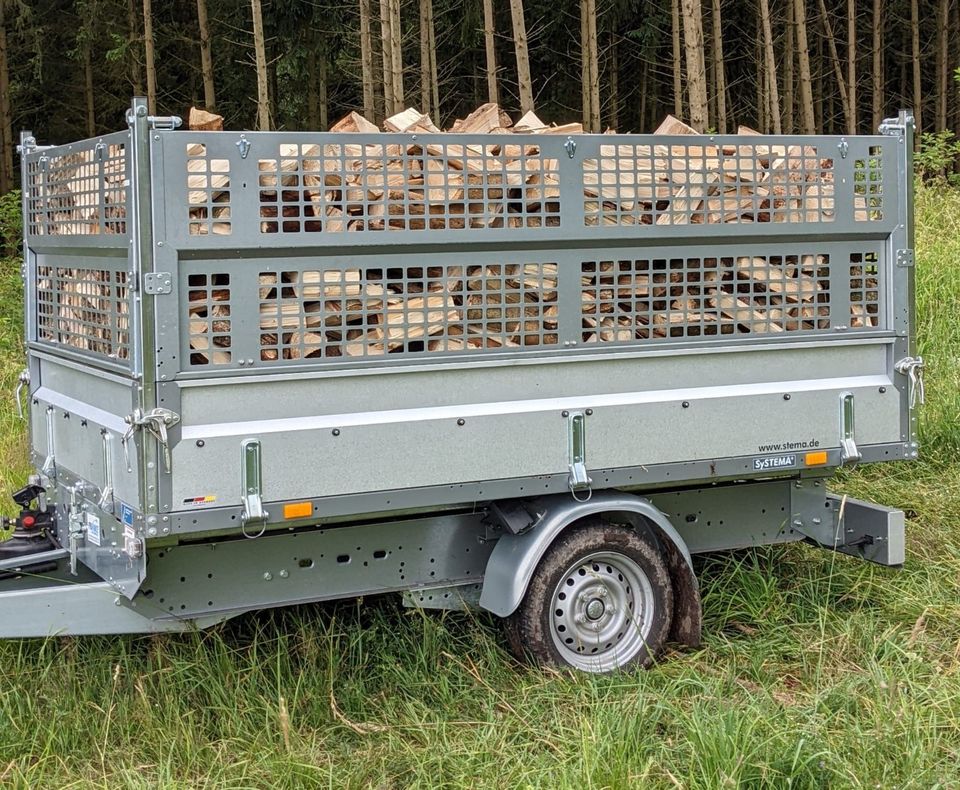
[0,188,959,788]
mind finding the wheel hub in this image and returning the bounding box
[549,550,655,672]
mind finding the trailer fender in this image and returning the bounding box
[479,491,701,647]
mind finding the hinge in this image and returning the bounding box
[241,438,268,537]
[896,248,914,268]
[879,112,915,137]
[147,115,182,131]
[567,411,592,501]
[121,407,180,473]
[894,356,925,408]
[839,392,861,464]
[143,272,173,294]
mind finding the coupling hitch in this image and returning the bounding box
[0,484,60,576]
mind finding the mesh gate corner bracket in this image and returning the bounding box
[896,249,914,268]
[143,272,173,294]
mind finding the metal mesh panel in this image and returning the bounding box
[36,267,130,359]
[255,263,559,362]
[186,273,232,364]
[854,146,883,221]
[581,254,832,342]
[581,141,834,226]
[849,251,881,328]
[26,142,127,236]
[187,144,232,235]
[257,140,560,233]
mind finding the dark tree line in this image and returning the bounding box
[2,0,959,192]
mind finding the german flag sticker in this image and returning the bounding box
[183,495,217,507]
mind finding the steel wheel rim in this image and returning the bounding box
[548,550,655,672]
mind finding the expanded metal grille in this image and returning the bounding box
[36,267,130,360]
[187,273,232,365]
[854,146,883,221]
[849,251,881,328]
[255,263,559,362]
[187,144,232,236]
[256,140,560,233]
[581,142,835,226]
[581,254,832,342]
[26,142,127,236]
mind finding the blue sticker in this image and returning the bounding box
[120,502,134,526]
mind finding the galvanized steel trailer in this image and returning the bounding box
[0,99,919,671]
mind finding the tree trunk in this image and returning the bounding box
[671,0,682,117]
[390,0,404,111]
[509,0,534,114]
[846,0,856,134]
[197,0,216,110]
[871,0,882,130]
[0,0,11,194]
[379,0,396,115]
[143,0,157,114]
[580,0,590,128]
[482,0,498,105]
[936,0,948,131]
[784,0,794,132]
[639,57,648,131]
[587,0,600,132]
[816,0,851,131]
[250,0,270,130]
[359,0,376,120]
[910,0,921,139]
[319,48,328,129]
[427,0,438,118]
[756,34,766,130]
[83,37,96,137]
[127,0,143,95]
[680,0,708,130]
[608,35,619,131]
[307,42,328,129]
[793,0,816,134]
[710,0,727,132]
[759,0,781,133]
[420,0,432,113]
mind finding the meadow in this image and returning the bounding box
[0,187,957,788]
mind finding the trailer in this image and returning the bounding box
[0,99,919,672]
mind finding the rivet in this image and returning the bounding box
[561,410,569,418]
[147,527,157,536]
[457,418,465,426]
[157,241,164,247]
[161,527,169,534]
[585,409,593,416]
[263,572,273,581]
[332,428,341,436]
[196,440,205,447]
[783,394,791,400]
[879,387,886,393]
[279,569,289,578]
[681,401,690,408]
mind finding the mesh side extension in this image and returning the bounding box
[186,273,232,364]
[854,146,883,221]
[581,255,832,342]
[187,144,232,235]
[255,263,559,362]
[257,140,560,233]
[36,267,130,359]
[26,142,127,236]
[581,142,834,226]
[849,252,881,328]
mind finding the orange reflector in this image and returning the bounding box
[805,451,828,466]
[283,502,312,519]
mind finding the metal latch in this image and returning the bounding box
[66,484,85,576]
[121,408,180,473]
[143,272,173,294]
[42,405,56,481]
[14,368,29,419]
[567,411,592,501]
[240,438,268,537]
[894,356,925,408]
[839,392,861,464]
[99,429,115,514]
[236,136,252,159]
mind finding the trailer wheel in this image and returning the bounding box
[504,522,673,672]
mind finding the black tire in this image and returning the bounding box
[504,521,674,672]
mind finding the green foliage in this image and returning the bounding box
[0,190,22,258]
[915,131,960,186]
[0,189,957,785]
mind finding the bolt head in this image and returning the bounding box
[263,572,273,581]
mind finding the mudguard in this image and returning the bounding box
[479,490,702,647]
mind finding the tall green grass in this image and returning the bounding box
[0,189,958,788]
